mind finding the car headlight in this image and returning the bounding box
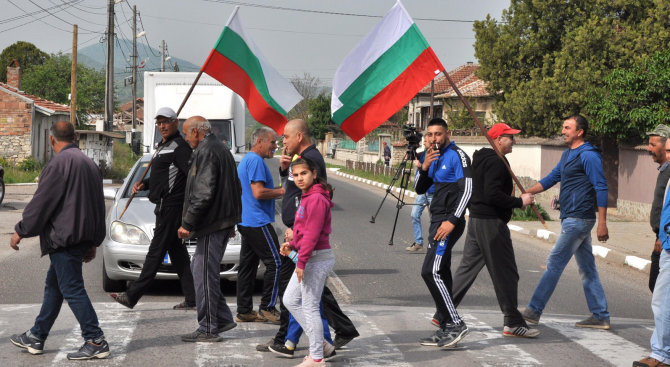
[110,221,151,245]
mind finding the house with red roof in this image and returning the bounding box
[0,60,70,163]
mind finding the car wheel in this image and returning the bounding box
[0,178,5,206]
[102,261,127,292]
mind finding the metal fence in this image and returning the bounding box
[339,139,357,150]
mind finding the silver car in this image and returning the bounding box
[102,153,264,292]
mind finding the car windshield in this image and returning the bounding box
[122,161,151,198]
[153,119,232,149]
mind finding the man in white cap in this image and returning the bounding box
[110,107,198,311]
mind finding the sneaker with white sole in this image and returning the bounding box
[406,242,424,252]
[66,340,110,360]
[323,340,337,361]
[437,322,469,349]
[575,316,610,330]
[269,344,294,358]
[295,355,326,367]
[503,325,540,338]
[10,332,44,355]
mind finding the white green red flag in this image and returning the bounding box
[201,7,302,135]
[331,0,444,142]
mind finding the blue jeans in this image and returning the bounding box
[528,218,609,320]
[651,250,670,363]
[411,193,433,245]
[286,300,333,345]
[30,245,104,342]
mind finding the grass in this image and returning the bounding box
[325,162,344,169]
[4,167,41,184]
[106,142,141,180]
[510,203,552,221]
[338,167,415,192]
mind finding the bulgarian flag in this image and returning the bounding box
[201,7,302,135]
[331,1,444,142]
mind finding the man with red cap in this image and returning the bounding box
[435,123,539,338]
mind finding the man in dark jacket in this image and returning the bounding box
[9,121,110,360]
[256,119,359,352]
[111,107,196,310]
[178,116,242,343]
[449,123,538,338]
[646,125,670,292]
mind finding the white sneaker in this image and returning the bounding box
[294,355,326,367]
[323,340,337,361]
[406,242,423,252]
[503,325,540,338]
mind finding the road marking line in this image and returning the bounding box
[345,309,411,366]
[328,270,352,304]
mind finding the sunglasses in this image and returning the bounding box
[500,134,516,140]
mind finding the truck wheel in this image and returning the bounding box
[103,261,126,292]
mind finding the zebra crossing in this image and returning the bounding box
[0,303,655,367]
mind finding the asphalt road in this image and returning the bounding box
[0,157,656,366]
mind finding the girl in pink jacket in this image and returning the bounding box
[280,157,335,367]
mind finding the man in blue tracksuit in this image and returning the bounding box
[521,114,611,330]
[415,118,472,349]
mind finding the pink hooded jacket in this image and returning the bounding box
[289,183,333,269]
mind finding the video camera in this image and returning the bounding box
[402,124,423,150]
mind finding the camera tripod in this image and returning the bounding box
[370,144,427,246]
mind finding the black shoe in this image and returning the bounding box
[437,322,469,348]
[10,332,44,355]
[268,344,294,358]
[333,334,357,350]
[173,301,196,310]
[420,328,449,346]
[256,338,282,352]
[110,293,135,309]
[66,340,111,360]
[181,330,223,343]
[216,322,237,334]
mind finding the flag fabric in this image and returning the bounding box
[331,0,444,142]
[201,7,302,135]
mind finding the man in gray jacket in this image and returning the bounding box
[9,121,109,360]
[178,116,243,342]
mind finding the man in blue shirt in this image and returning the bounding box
[236,127,285,325]
[407,143,435,252]
[521,115,611,330]
[415,118,472,349]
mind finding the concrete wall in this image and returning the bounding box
[540,146,565,178]
[454,139,544,181]
[31,114,65,163]
[618,148,656,205]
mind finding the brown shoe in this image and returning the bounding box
[235,310,263,322]
[634,357,670,367]
[258,309,281,325]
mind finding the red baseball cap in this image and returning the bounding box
[488,123,521,139]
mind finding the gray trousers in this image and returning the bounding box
[192,227,234,334]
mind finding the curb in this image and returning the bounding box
[332,169,416,198]
[507,224,651,274]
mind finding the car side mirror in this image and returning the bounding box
[104,187,118,200]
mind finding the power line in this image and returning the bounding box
[137,13,159,57]
[59,33,104,53]
[1,0,94,34]
[0,0,79,24]
[26,0,103,33]
[46,0,106,26]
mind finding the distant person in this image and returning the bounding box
[521,115,610,330]
[236,127,285,325]
[646,125,670,293]
[407,142,434,252]
[111,107,196,311]
[9,121,110,360]
[383,141,391,166]
[178,116,242,342]
[331,141,338,159]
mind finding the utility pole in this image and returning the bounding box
[104,0,115,132]
[429,79,434,120]
[160,40,165,72]
[131,5,139,153]
[70,24,77,126]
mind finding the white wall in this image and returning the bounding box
[453,140,543,180]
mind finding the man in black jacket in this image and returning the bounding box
[646,125,670,292]
[178,116,242,343]
[450,123,538,338]
[9,121,110,360]
[111,107,196,310]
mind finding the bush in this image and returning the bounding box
[17,156,43,171]
[107,142,140,180]
[510,203,551,221]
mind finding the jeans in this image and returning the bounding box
[651,250,670,363]
[527,218,609,320]
[30,245,104,342]
[411,193,433,245]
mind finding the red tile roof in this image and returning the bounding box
[0,82,70,114]
[418,63,491,98]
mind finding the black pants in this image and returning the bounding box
[449,217,526,328]
[273,258,359,343]
[651,250,661,293]
[237,224,282,314]
[126,205,195,306]
[421,218,466,328]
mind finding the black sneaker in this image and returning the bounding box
[420,328,449,346]
[173,301,196,310]
[181,330,223,342]
[256,338,282,352]
[216,322,237,334]
[268,344,294,358]
[575,316,611,330]
[520,307,540,324]
[333,334,357,349]
[66,340,110,360]
[437,322,469,349]
[10,332,44,355]
[110,293,135,309]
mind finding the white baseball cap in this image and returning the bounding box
[155,107,177,120]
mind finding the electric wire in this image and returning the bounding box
[46,0,106,26]
[26,0,104,33]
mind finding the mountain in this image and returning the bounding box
[72,39,201,102]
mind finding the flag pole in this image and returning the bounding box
[118,70,204,220]
[440,69,548,229]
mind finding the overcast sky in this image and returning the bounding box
[1,0,509,85]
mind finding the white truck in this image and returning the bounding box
[143,72,246,156]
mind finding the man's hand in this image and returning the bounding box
[132,182,145,194]
[280,242,292,256]
[654,238,662,253]
[280,147,292,171]
[421,147,439,171]
[9,232,21,251]
[597,222,609,242]
[413,159,421,168]
[178,227,191,239]
[83,247,97,263]
[284,228,293,242]
[520,193,535,210]
[434,221,455,242]
[296,267,304,283]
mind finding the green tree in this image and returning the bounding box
[473,0,670,137]
[585,51,670,144]
[306,93,333,140]
[0,41,50,83]
[21,53,106,124]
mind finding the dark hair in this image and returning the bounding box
[565,114,588,137]
[290,157,334,199]
[427,118,449,130]
[50,121,76,143]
